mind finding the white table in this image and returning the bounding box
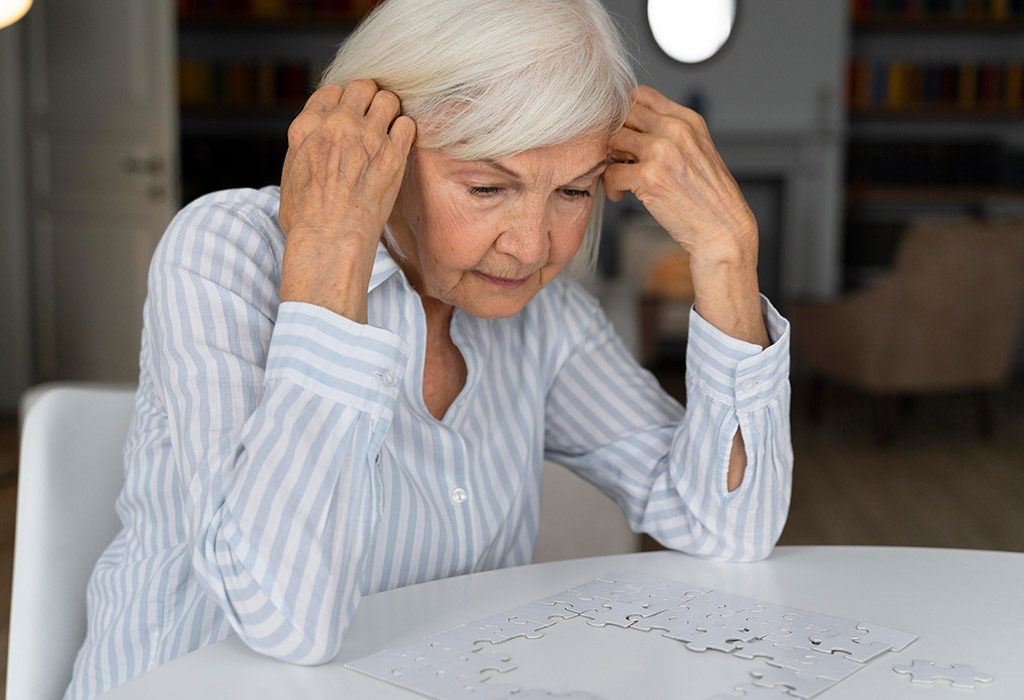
[98,546,1024,699]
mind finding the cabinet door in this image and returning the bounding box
[30,0,177,381]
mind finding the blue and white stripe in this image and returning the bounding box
[65,186,792,700]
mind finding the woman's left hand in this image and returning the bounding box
[603,85,759,272]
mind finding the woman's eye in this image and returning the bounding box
[561,188,592,200]
[469,186,502,197]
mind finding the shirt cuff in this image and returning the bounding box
[685,295,791,414]
[265,301,412,419]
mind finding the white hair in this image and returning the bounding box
[319,0,637,278]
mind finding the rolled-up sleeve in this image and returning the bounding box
[544,286,792,563]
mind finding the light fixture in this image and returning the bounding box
[648,0,736,64]
[0,0,32,29]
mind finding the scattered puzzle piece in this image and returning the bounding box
[893,659,994,688]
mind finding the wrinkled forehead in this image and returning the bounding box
[412,134,610,183]
[414,126,614,169]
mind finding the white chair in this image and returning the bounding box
[7,383,136,700]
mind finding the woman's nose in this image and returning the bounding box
[495,203,549,265]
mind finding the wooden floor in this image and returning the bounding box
[0,376,1021,697]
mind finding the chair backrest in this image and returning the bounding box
[883,217,1024,388]
[7,384,136,700]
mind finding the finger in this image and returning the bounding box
[339,78,379,115]
[633,84,686,119]
[366,89,402,134]
[601,161,640,203]
[609,126,657,161]
[623,100,662,134]
[389,114,417,153]
[302,83,345,113]
[634,85,708,133]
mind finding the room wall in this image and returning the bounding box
[600,0,848,302]
[601,0,848,135]
[0,22,33,414]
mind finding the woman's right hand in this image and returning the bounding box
[278,79,416,323]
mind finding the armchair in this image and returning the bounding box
[791,217,1024,442]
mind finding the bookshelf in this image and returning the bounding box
[176,0,377,204]
[843,0,1024,289]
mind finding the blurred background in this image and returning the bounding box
[1,0,1023,690]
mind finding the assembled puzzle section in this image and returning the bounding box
[346,569,918,699]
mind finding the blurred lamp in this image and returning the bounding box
[0,0,31,28]
[648,0,736,64]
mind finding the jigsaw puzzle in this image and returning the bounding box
[346,569,922,699]
[893,659,994,689]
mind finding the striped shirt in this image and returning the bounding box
[66,186,792,700]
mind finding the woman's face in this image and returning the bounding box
[387,134,609,319]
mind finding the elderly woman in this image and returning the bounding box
[66,0,792,697]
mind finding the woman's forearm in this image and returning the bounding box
[691,253,769,350]
[691,254,770,491]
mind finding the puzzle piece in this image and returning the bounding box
[851,622,917,651]
[386,663,512,700]
[744,601,807,625]
[730,613,796,642]
[537,591,599,617]
[795,612,861,636]
[701,590,766,615]
[468,615,549,642]
[428,623,512,652]
[596,569,675,590]
[568,578,636,601]
[679,597,742,621]
[732,637,800,661]
[893,659,994,688]
[627,607,704,642]
[491,688,604,700]
[708,683,795,699]
[802,631,891,663]
[767,647,863,681]
[505,601,579,626]
[432,649,518,678]
[684,624,754,653]
[580,599,661,628]
[600,570,711,601]
[346,648,430,679]
[613,588,691,609]
[750,666,835,699]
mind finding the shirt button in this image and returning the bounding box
[741,379,759,394]
[450,487,468,504]
[382,370,397,387]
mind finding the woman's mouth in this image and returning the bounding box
[473,271,532,290]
